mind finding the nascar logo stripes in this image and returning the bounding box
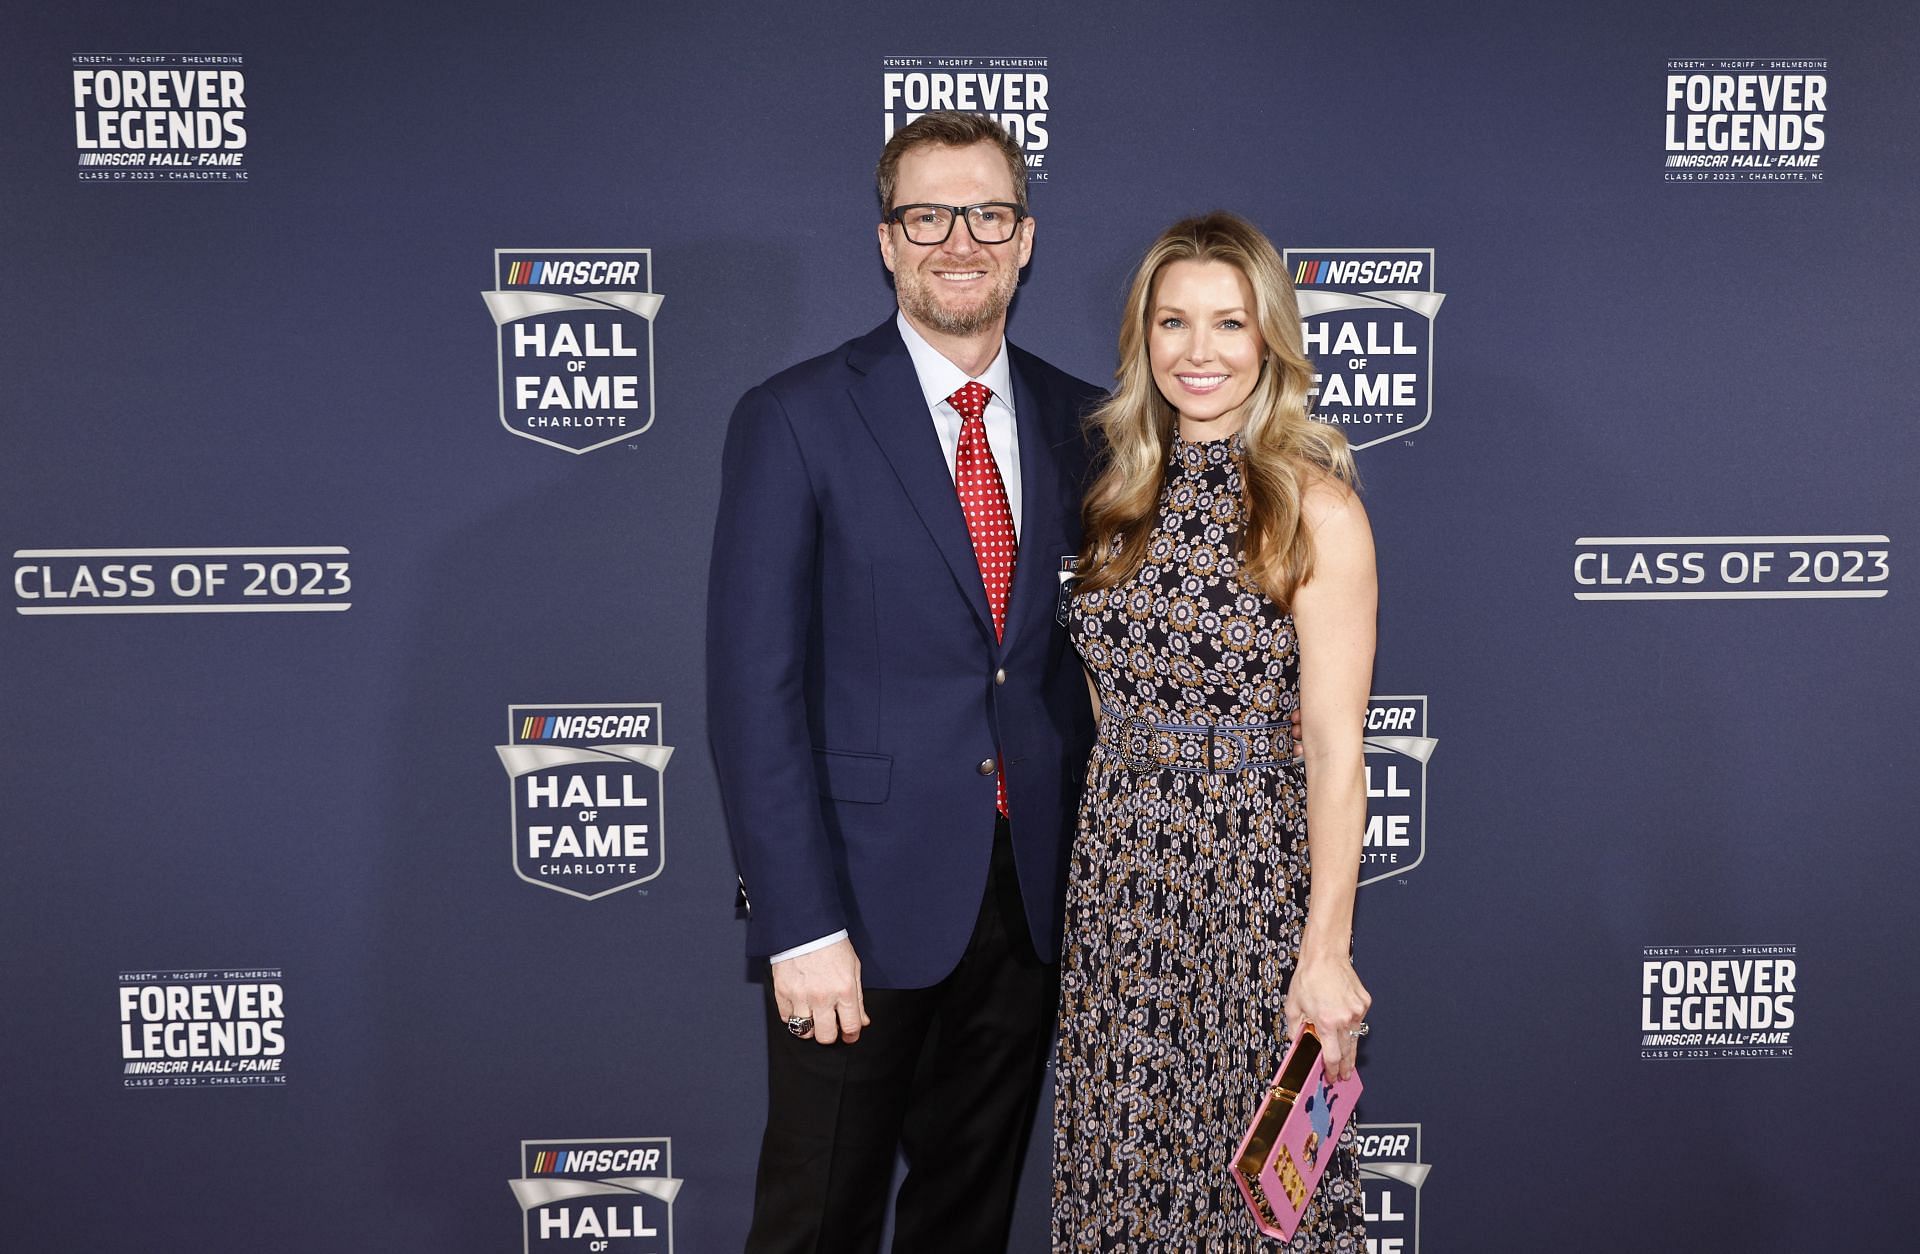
[526,1146,671,1174]
[519,711,661,741]
[503,258,648,287]
[1291,256,1432,287]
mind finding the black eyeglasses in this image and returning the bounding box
[886,202,1027,245]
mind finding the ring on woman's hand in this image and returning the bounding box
[1347,1022,1370,1037]
[786,1015,815,1038]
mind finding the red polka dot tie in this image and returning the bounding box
[949,380,1015,814]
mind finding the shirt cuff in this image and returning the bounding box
[769,930,849,965]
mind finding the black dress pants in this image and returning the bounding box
[744,817,1058,1254]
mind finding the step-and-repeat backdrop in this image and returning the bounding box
[5,1,1912,1249]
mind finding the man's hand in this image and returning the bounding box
[771,938,871,1045]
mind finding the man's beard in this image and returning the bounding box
[895,264,1019,337]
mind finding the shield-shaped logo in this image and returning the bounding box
[1355,1122,1430,1251]
[1283,249,1444,450]
[497,703,672,900]
[511,1137,680,1253]
[483,249,663,454]
[1361,695,1436,887]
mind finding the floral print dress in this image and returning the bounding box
[1051,431,1365,1252]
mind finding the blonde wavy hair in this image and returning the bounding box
[1078,211,1355,606]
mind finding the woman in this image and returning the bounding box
[1053,212,1375,1251]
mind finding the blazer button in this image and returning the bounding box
[977,758,997,776]
[993,668,1007,686]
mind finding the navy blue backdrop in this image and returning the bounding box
[4,1,1914,1250]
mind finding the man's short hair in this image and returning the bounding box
[875,111,1029,217]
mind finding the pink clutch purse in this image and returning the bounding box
[1230,1024,1363,1242]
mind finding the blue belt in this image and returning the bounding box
[1100,707,1296,774]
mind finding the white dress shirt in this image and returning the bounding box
[769,313,1025,967]
[894,310,1023,538]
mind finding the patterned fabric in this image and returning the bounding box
[949,381,1018,638]
[949,379,1016,815]
[1052,431,1366,1252]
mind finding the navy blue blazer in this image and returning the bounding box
[707,319,1102,989]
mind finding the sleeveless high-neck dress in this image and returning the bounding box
[1051,431,1366,1251]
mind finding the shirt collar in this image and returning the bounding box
[895,310,1014,414]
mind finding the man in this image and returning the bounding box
[707,111,1101,1252]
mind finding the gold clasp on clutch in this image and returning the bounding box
[1234,1028,1324,1182]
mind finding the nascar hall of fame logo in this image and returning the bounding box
[1641,944,1797,1060]
[1664,59,1827,183]
[1284,250,1445,450]
[118,968,286,1089]
[881,56,1052,182]
[482,250,663,454]
[1361,696,1436,887]
[72,55,249,182]
[1356,1123,1431,1253]
[497,704,672,900]
[510,1137,681,1253]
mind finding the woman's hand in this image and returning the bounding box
[1283,953,1371,1082]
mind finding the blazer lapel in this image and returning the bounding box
[999,354,1065,654]
[847,327,995,641]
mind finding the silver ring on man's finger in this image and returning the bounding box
[1347,1022,1370,1037]
[786,1015,815,1038]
